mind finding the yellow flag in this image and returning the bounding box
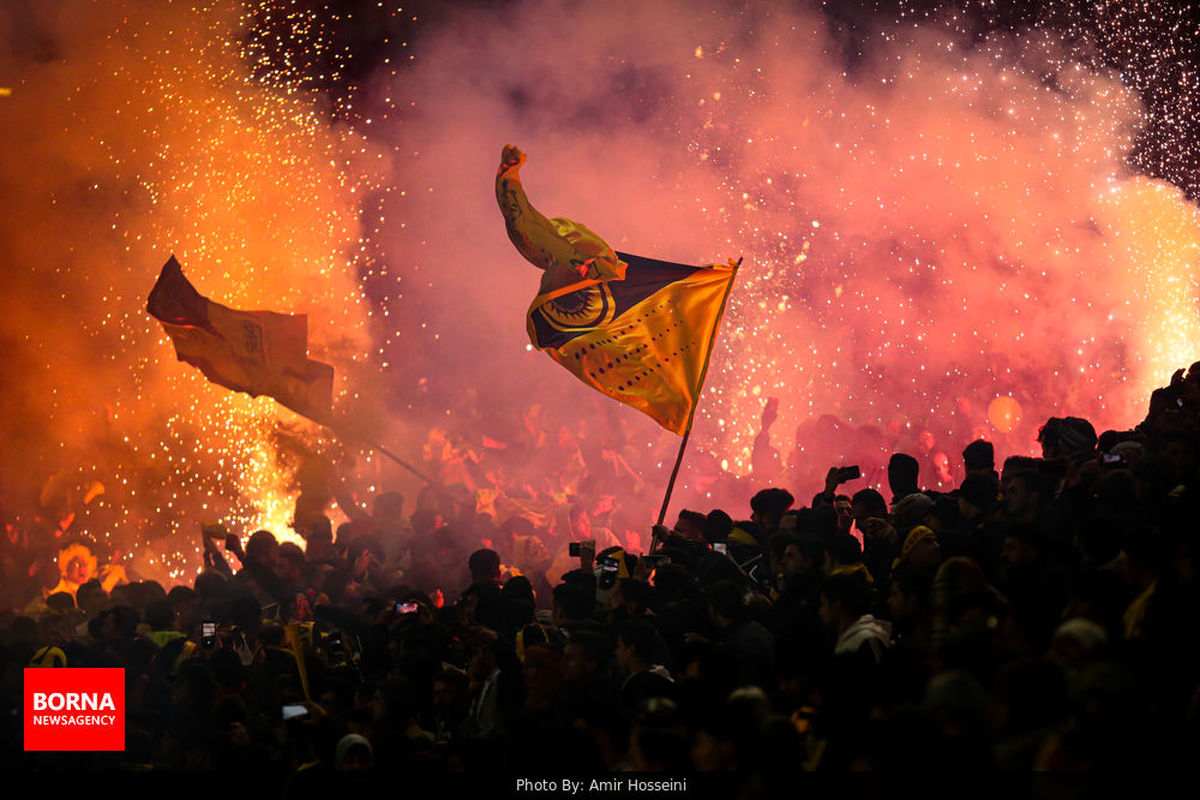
[147,256,334,424]
[497,146,737,434]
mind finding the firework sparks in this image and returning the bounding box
[365,0,1200,498]
[2,1,1198,584]
[0,1,400,583]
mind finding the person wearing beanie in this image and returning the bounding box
[892,525,942,571]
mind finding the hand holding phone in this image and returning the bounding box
[598,556,620,590]
[201,621,217,649]
[574,539,597,570]
[824,465,860,496]
[201,522,227,541]
[225,533,245,561]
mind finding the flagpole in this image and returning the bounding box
[366,442,440,485]
[655,258,741,528]
[341,435,462,516]
[656,428,693,527]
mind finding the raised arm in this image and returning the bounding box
[497,146,574,272]
[495,145,625,289]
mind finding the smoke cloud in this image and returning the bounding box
[368,0,1200,498]
[2,0,1198,572]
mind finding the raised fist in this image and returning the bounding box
[761,397,779,428]
[500,144,527,172]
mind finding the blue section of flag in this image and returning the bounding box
[529,252,705,349]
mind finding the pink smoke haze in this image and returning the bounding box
[1,1,1198,576]
[371,1,1199,501]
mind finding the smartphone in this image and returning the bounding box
[201,621,216,649]
[1101,452,1126,467]
[569,542,581,557]
[841,465,861,481]
[396,601,419,615]
[599,556,619,589]
[282,704,309,721]
[326,631,347,667]
[713,542,728,555]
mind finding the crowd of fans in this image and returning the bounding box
[3,364,1200,784]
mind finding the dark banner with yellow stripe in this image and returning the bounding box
[527,253,736,434]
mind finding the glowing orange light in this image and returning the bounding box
[988,396,1023,434]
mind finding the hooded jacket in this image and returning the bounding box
[834,614,892,664]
